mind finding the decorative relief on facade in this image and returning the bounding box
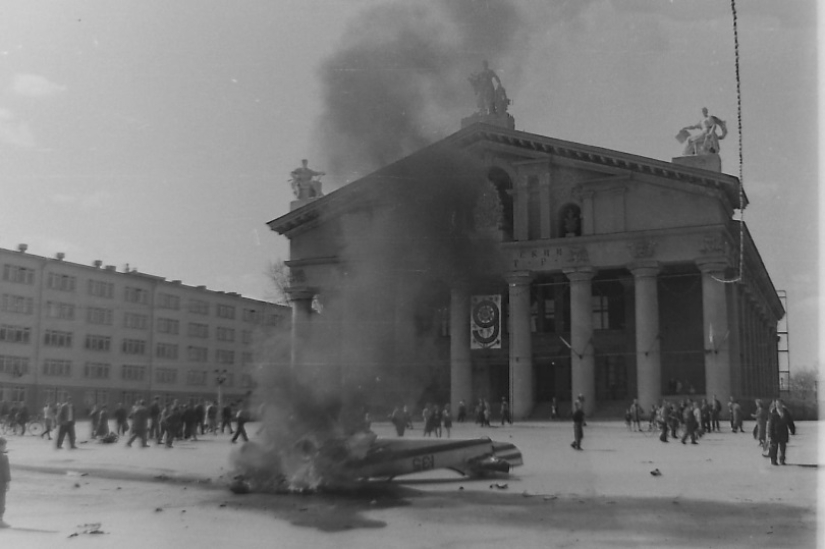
[628,239,657,259]
[566,246,589,264]
[509,245,592,270]
[700,234,727,255]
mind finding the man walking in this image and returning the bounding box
[659,400,670,443]
[768,400,796,465]
[221,402,234,434]
[571,400,584,450]
[148,397,161,440]
[629,399,642,432]
[500,398,512,425]
[231,401,250,444]
[114,403,129,436]
[56,397,77,449]
[681,401,699,445]
[126,400,150,448]
[711,394,722,432]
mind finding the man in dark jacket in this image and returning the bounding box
[768,399,796,466]
[148,397,161,440]
[195,400,206,435]
[231,401,250,443]
[164,404,182,448]
[126,400,150,448]
[56,397,77,449]
[221,403,234,434]
[15,404,29,436]
[114,403,129,435]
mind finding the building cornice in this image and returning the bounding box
[267,123,747,238]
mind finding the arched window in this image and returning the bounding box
[559,203,582,237]
[487,167,514,240]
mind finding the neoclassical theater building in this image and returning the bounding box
[268,106,783,419]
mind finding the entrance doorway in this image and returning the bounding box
[596,354,628,400]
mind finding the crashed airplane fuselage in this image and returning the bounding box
[346,436,523,479]
[230,432,523,493]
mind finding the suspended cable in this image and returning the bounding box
[712,0,746,285]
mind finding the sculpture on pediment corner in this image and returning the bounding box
[290,159,325,199]
[676,107,727,156]
[629,239,657,259]
[469,60,509,116]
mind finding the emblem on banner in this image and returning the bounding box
[471,295,502,349]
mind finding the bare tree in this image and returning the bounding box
[266,259,291,306]
[789,366,819,395]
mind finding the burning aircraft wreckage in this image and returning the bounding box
[228,389,523,494]
[229,426,523,494]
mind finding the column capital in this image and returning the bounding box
[504,270,534,286]
[696,257,730,275]
[285,285,317,302]
[628,260,660,278]
[563,266,595,283]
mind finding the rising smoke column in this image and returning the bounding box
[315,0,526,182]
[232,1,525,491]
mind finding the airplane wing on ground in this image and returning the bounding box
[344,436,523,480]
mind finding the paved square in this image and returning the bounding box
[0,419,820,548]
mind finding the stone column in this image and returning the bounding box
[450,284,472,413]
[564,267,595,416]
[697,259,732,405]
[506,271,534,419]
[286,286,316,377]
[630,261,661,410]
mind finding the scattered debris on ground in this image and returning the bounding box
[68,523,106,538]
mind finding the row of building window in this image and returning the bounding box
[0,355,29,376]
[3,264,277,324]
[2,356,252,388]
[1,320,253,345]
[1,294,34,314]
[3,265,35,285]
[1,328,249,365]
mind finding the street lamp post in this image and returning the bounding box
[215,369,228,411]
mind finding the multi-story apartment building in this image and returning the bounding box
[0,245,289,413]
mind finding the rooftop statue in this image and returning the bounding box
[676,107,728,156]
[469,60,509,116]
[290,159,324,199]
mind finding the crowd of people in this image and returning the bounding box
[388,397,515,438]
[0,396,253,450]
[0,402,32,435]
[619,395,798,465]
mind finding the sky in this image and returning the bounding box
[0,1,820,371]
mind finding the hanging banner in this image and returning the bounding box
[470,295,502,349]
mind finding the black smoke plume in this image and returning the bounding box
[316,0,525,181]
[233,1,523,491]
